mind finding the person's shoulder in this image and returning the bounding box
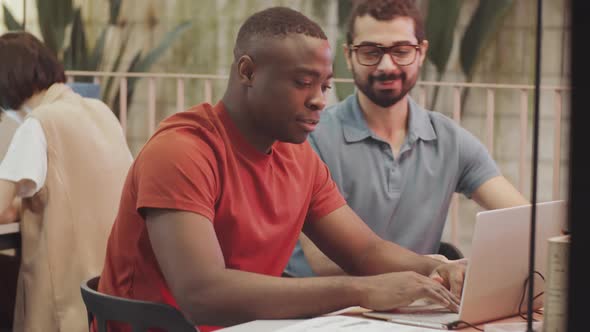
[149,103,222,149]
[418,105,466,137]
[309,97,350,141]
[420,105,456,128]
[319,101,344,124]
[29,98,64,118]
[31,86,113,121]
[420,105,482,149]
[80,95,114,113]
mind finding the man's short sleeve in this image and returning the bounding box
[134,131,218,221]
[306,149,346,222]
[456,126,500,197]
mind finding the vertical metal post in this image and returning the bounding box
[519,90,529,193]
[553,91,563,200]
[527,1,543,330]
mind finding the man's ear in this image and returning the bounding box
[237,55,255,86]
[418,40,429,66]
[342,43,353,71]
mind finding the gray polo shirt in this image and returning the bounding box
[285,94,500,277]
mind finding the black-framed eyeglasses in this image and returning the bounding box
[350,44,421,67]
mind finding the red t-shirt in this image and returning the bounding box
[98,102,346,331]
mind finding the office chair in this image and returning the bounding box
[438,241,464,261]
[80,276,198,332]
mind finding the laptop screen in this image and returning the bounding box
[458,200,565,324]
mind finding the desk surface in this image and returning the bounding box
[218,314,542,331]
[0,222,19,234]
[0,222,20,250]
[219,319,301,332]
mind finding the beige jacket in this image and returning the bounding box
[13,83,132,332]
[0,112,19,159]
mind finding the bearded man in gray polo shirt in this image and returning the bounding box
[285,0,528,277]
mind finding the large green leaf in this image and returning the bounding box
[125,21,192,108]
[89,0,124,83]
[333,34,354,101]
[110,22,191,118]
[88,0,122,71]
[311,0,332,22]
[2,4,24,31]
[101,29,133,103]
[88,27,107,71]
[123,51,143,95]
[128,21,192,73]
[63,8,88,72]
[337,0,354,29]
[333,0,355,101]
[110,51,141,118]
[108,0,122,25]
[425,0,463,75]
[460,0,514,80]
[36,0,74,56]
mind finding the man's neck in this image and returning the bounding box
[221,93,274,154]
[357,92,409,144]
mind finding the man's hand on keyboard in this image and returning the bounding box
[429,260,467,300]
[358,271,461,313]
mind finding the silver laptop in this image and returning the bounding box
[363,200,566,329]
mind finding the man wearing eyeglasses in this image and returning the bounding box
[285,0,528,277]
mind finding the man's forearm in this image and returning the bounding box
[0,198,19,224]
[175,268,365,326]
[301,233,440,277]
[0,180,17,219]
[300,232,346,276]
[353,239,441,277]
[174,243,443,326]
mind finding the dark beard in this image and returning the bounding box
[355,71,413,108]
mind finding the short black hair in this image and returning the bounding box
[346,0,425,46]
[234,6,328,59]
[0,32,66,111]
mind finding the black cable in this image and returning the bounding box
[453,271,545,330]
[452,320,484,331]
[519,271,545,321]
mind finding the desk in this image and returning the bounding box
[219,313,543,331]
[219,320,301,332]
[0,222,20,250]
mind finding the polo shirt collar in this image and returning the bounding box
[406,97,437,143]
[341,93,437,144]
[340,94,372,143]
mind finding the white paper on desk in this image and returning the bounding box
[323,299,446,317]
[323,306,373,316]
[274,315,447,332]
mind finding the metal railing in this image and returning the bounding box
[414,81,569,245]
[66,70,570,247]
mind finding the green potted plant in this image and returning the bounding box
[3,0,191,116]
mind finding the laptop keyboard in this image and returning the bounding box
[387,312,460,324]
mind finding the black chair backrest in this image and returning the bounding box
[438,241,464,261]
[80,276,198,332]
